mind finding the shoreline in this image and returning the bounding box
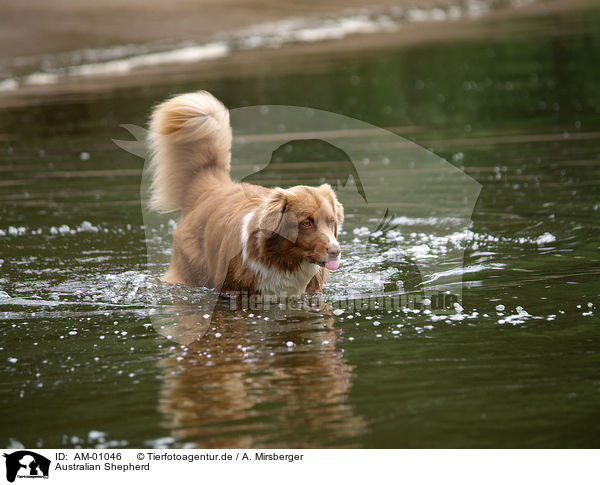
[0,0,526,60]
[0,0,589,108]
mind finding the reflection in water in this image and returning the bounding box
[156,302,365,447]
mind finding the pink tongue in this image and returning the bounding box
[325,260,339,270]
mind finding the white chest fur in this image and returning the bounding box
[248,259,320,295]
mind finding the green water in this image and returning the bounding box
[1,6,600,448]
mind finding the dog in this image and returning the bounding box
[148,91,344,295]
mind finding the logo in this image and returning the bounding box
[114,104,481,342]
[3,451,50,483]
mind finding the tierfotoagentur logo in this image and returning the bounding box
[3,451,50,482]
[114,102,481,343]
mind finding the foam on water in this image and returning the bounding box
[0,208,572,338]
[0,221,131,237]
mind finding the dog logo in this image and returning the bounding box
[242,138,367,203]
[3,451,50,482]
[114,103,481,342]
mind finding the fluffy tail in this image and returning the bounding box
[148,91,232,212]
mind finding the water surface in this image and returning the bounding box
[1,5,599,448]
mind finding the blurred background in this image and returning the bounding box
[1,0,599,448]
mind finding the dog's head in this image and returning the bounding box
[257,184,344,270]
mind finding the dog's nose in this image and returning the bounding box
[327,243,341,259]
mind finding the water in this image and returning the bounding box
[0,0,533,88]
[1,5,600,448]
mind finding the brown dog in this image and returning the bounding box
[148,91,343,295]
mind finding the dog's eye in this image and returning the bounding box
[300,220,312,228]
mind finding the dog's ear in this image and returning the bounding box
[335,199,344,226]
[319,183,344,232]
[258,188,290,237]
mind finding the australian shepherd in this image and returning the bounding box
[148,91,343,295]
